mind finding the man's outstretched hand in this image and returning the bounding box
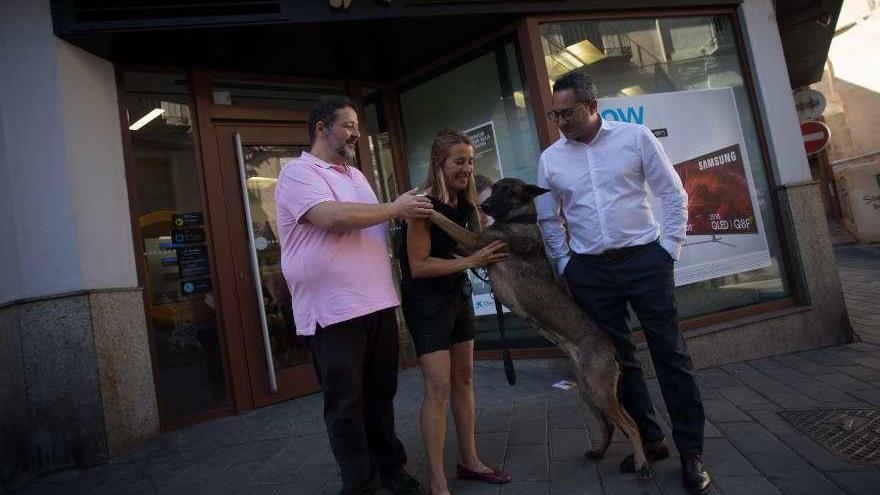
[393,189,433,220]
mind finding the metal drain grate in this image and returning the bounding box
[778,408,880,465]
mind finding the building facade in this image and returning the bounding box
[1,0,851,483]
[809,0,880,241]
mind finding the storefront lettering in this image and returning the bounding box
[601,106,644,124]
[698,150,738,171]
[707,213,754,231]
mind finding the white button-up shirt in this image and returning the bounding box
[536,119,688,274]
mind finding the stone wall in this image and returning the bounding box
[0,288,157,488]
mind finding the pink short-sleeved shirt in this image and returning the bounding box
[275,151,399,336]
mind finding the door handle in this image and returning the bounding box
[234,132,278,394]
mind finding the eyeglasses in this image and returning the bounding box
[546,104,583,122]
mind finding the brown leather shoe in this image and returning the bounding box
[456,464,512,484]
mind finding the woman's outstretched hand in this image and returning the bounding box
[468,240,508,268]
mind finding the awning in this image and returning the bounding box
[52,1,741,82]
[775,0,844,88]
[52,1,841,88]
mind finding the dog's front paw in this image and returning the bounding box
[584,450,605,460]
[636,465,653,481]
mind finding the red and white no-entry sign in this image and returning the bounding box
[801,120,831,155]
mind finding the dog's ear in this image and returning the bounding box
[523,184,550,199]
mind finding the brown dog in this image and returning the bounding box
[429,177,651,480]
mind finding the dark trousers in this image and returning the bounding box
[564,241,705,455]
[309,307,408,495]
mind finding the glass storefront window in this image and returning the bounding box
[401,43,541,186]
[540,16,790,320]
[124,72,229,420]
[398,41,549,349]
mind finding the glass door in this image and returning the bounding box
[215,123,319,406]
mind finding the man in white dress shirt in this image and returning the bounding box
[536,73,711,495]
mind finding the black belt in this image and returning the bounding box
[578,240,657,261]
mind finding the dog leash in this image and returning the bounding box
[470,268,516,386]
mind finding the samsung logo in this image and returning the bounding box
[698,150,738,171]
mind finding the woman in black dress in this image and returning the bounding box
[400,130,510,495]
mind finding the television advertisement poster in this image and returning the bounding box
[598,88,771,286]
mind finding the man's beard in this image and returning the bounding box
[334,141,356,162]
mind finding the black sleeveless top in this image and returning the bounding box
[399,194,473,294]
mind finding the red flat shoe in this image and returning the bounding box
[456,463,512,484]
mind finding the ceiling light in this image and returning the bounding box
[620,86,645,96]
[544,39,606,80]
[247,177,278,186]
[129,108,165,131]
[566,40,606,65]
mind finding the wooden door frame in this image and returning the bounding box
[191,67,381,413]
[116,65,240,430]
[212,123,320,407]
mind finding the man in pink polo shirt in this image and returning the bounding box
[275,97,431,495]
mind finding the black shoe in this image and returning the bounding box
[619,438,670,473]
[382,471,421,495]
[681,454,712,495]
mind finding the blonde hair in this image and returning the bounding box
[420,129,481,233]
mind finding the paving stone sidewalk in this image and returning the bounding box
[836,244,880,344]
[13,244,880,495]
